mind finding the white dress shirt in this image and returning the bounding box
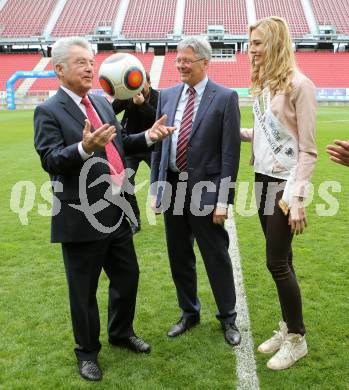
[60,86,153,161]
[60,86,93,161]
[168,76,208,172]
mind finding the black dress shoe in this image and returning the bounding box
[222,323,241,346]
[109,335,151,353]
[78,360,102,381]
[131,220,141,234]
[167,316,200,337]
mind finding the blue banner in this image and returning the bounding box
[316,88,349,101]
[6,70,56,109]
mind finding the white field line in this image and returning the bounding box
[226,212,260,390]
[317,119,349,123]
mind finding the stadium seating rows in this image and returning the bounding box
[157,52,251,88]
[122,0,177,38]
[0,53,45,90]
[183,0,248,35]
[1,52,349,92]
[254,0,309,37]
[0,0,348,37]
[310,0,349,35]
[0,0,57,37]
[295,52,349,87]
[51,0,121,37]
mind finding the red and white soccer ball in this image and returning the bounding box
[98,53,146,100]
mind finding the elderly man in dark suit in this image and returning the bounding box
[34,36,174,382]
[112,72,159,233]
[150,37,241,346]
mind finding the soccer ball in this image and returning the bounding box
[98,53,146,100]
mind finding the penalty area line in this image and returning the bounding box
[226,210,260,390]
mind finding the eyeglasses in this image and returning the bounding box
[173,58,205,66]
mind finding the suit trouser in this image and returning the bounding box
[163,171,237,324]
[125,153,151,221]
[61,219,139,361]
[255,173,305,335]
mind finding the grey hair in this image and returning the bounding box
[177,37,212,61]
[51,36,93,68]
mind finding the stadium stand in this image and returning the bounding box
[296,52,349,87]
[254,0,309,37]
[1,50,348,93]
[0,53,42,90]
[158,52,349,89]
[310,0,349,35]
[51,0,120,37]
[183,0,248,35]
[121,0,177,38]
[207,53,251,88]
[158,52,250,88]
[1,0,349,107]
[157,52,180,88]
[0,0,57,37]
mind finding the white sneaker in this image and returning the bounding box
[267,333,308,370]
[257,321,287,354]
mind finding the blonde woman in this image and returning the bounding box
[241,17,317,370]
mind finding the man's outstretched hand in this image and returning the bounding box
[82,119,116,154]
[326,139,349,167]
[148,114,176,142]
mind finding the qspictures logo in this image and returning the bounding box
[9,157,342,231]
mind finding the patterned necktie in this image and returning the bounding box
[81,95,125,186]
[176,87,196,172]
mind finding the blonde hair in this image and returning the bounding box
[249,16,296,97]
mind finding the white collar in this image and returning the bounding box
[60,86,86,106]
[183,76,208,96]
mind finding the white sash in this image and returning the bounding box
[253,88,298,213]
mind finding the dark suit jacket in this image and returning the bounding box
[34,88,147,243]
[151,79,240,209]
[113,88,158,161]
[112,88,159,135]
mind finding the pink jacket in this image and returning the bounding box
[241,70,317,198]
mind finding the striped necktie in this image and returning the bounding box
[176,87,196,172]
[81,95,125,186]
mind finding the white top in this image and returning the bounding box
[253,94,289,181]
[253,126,289,180]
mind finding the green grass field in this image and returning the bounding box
[0,107,348,390]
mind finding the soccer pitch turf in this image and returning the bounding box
[0,107,348,389]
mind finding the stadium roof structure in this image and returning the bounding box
[1,32,348,49]
[0,0,348,48]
